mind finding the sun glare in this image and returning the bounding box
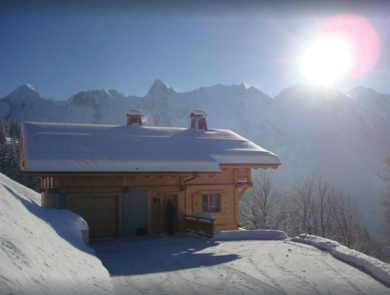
[300,14,380,86]
[301,39,352,85]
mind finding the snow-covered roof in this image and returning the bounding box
[21,122,281,173]
[190,110,208,117]
[126,109,143,116]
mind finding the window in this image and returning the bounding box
[202,193,220,212]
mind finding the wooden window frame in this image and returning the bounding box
[202,193,221,212]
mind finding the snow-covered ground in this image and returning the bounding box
[0,173,114,295]
[292,234,390,287]
[1,170,389,295]
[93,233,390,295]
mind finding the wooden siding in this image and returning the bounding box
[40,167,255,237]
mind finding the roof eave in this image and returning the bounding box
[24,163,281,177]
[219,163,281,169]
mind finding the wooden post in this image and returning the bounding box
[147,191,152,233]
[118,194,122,236]
[179,176,185,231]
[233,169,239,228]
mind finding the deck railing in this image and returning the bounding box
[184,214,215,238]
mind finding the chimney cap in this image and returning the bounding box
[126,109,143,116]
[189,110,208,118]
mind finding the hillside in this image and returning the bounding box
[1,80,389,233]
[0,173,114,295]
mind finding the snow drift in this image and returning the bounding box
[292,234,390,286]
[0,173,114,295]
[213,230,288,241]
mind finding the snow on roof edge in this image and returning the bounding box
[126,109,143,116]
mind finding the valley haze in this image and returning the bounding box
[1,79,389,235]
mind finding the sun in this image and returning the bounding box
[301,38,352,85]
[300,14,380,85]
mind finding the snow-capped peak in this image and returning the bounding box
[106,89,126,99]
[4,84,47,102]
[24,83,37,91]
[147,79,177,97]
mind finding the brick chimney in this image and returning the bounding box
[190,110,208,130]
[126,110,143,126]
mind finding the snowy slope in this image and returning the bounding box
[292,234,390,286]
[0,173,114,295]
[92,232,390,295]
[1,80,390,233]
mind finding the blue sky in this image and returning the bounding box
[1,1,390,99]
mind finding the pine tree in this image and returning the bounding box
[0,119,8,145]
[9,118,20,140]
[0,142,8,174]
[3,139,21,181]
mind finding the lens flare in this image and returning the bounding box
[301,14,380,84]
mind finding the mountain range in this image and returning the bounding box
[1,80,389,234]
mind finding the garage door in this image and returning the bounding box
[68,195,118,238]
[122,191,148,236]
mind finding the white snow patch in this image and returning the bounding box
[188,212,215,220]
[292,234,390,286]
[0,173,114,295]
[189,109,208,117]
[126,109,143,116]
[213,230,288,241]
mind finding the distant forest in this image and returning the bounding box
[0,119,39,189]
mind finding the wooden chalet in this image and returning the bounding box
[19,109,281,239]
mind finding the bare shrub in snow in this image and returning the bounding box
[281,176,337,238]
[240,173,390,260]
[376,154,390,248]
[239,170,280,230]
[331,193,366,251]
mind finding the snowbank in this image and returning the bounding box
[0,173,114,295]
[213,230,288,241]
[292,234,390,286]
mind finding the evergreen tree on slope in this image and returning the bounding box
[9,118,20,140]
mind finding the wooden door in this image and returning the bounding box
[151,195,162,232]
[162,194,179,233]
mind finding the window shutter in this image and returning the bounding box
[192,193,202,213]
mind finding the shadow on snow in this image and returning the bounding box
[92,236,239,276]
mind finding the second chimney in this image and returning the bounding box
[190,110,208,130]
[126,110,143,126]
